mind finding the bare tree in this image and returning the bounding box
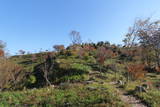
[123,18,160,67]
[137,19,160,67]
[150,29,160,67]
[70,30,82,45]
[42,53,54,86]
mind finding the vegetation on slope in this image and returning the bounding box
[0,18,160,106]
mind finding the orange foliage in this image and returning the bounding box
[127,64,146,80]
[112,52,118,58]
[0,49,4,57]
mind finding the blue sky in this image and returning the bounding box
[0,0,160,54]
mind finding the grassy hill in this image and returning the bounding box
[0,43,160,107]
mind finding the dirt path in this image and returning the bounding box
[89,71,148,107]
[110,82,148,107]
[119,90,147,107]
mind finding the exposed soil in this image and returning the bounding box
[110,82,148,107]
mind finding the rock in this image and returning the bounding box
[134,83,150,93]
[59,82,70,89]
[134,86,147,93]
[117,80,122,85]
[83,81,94,84]
[64,102,71,106]
[60,82,69,86]
[142,84,149,89]
[86,86,97,91]
[32,88,37,90]
[117,80,125,85]
[50,85,55,88]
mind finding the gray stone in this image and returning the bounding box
[32,88,37,90]
[59,82,70,89]
[60,82,69,86]
[83,81,94,84]
[64,102,71,106]
[135,86,147,93]
[142,84,149,89]
[87,86,97,91]
[117,80,125,85]
[50,85,55,88]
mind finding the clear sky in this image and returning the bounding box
[0,0,160,55]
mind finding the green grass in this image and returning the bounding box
[8,51,160,107]
[0,83,125,107]
[120,72,160,107]
[56,74,89,83]
[135,90,160,107]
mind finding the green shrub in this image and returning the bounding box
[26,75,37,86]
[71,63,91,73]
